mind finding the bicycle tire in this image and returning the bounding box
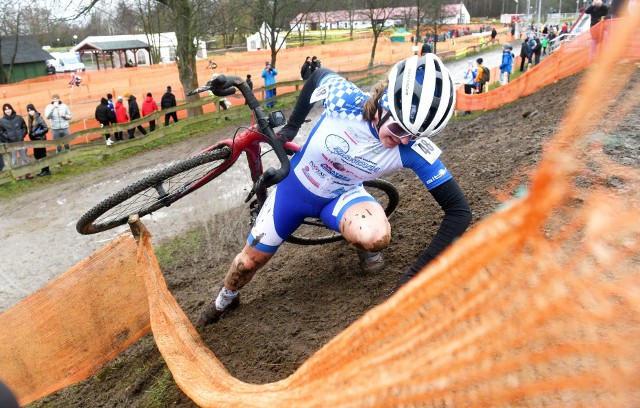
[76,147,232,234]
[286,179,400,246]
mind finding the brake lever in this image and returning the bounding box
[244,167,277,203]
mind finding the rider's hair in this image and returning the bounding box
[362,79,388,122]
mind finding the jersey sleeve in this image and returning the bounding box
[319,74,369,120]
[399,143,452,190]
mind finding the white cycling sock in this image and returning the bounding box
[215,287,239,311]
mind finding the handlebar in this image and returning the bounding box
[187,74,290,191]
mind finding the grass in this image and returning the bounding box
[154,226,206,269]
[0,112,250,200]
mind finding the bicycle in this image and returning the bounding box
[76,75,399,245]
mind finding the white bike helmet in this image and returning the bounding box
[383,54,455,138]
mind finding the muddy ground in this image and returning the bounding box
[23,67,640,407]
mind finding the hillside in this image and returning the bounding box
[30,68,638,407]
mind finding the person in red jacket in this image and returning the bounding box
[114,96,129,141]
[141,92,159,132]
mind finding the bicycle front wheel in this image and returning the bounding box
[76,147,232,234]
[286,179,400,246]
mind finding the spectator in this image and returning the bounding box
[310,56,321,74]
[475,58,489,94]
[261,61,278,109]
[585,0,610,58]
[123,91,147,139]
[499,43,514,85]
[519,38,530,71]
[106,93,116,125]
[527,36,536,67]
[124,59,134,68]
[26,103,51,177]
[533,37,543,65]
[95,97,115,145]
[0,380,19,408]
[44,94,72,154]
[114,96,129,141]
[0,103,30,178]
[300,56,313,80]
[245,74,254,105]
[142,92,159,131]
[420,39,432,56]
[46,62,56,75]
[462,59,477,114]
[161,86,179,126]
[541,35,549,55]
[491,27,498,44]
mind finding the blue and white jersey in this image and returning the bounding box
[247,73,453,253]
[291,73,451,199]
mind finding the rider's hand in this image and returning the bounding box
[207,75,236,97]
[277,124,299,142]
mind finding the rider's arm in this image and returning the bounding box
[390,178,472,295]
[278,68,334,141]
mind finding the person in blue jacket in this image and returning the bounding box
[261,61,278,108]
[499,43,514,85]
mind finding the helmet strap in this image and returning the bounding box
[376,108,392,133]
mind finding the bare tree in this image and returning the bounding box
[0,3,22,83]
[361,1,398,67]
[245,0,320,67]
[421,0,457,54]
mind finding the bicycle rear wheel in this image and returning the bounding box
[76,147,232,234]
[286,179,400,246]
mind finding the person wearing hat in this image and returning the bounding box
[160,86,178,126]
[44,93,72,154]
[123,91,147,139]
[26,103,51,176]
[261,61,278,108]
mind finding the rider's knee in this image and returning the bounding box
[361,231,390,252]
[348,224,390,252]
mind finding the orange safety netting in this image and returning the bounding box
[1,14,639,407]
[456,17,640,112]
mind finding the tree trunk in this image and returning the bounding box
[173,1,203,117]
[369,33,379,67]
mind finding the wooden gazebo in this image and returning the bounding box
[74,40,151,70]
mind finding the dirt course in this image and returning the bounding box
[22,66,639,407]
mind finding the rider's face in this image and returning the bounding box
[376,111,412,148]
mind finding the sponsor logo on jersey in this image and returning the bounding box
[320,163,351,182]
[425,168,448,185]
[308,160,326,179]
[324,134,380,174]
[301,166,320,187]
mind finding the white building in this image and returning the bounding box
[290,5,471,32]
[246,23,287,52]
[72,32,207,67]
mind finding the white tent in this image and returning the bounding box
[246,23,287,52]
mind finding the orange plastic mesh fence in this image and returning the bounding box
[0,236,151,405]
[1,15,639,407]
[456,17,640,112]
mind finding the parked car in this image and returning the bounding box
[46,52,86,73]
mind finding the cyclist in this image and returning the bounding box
[198,54,472,326]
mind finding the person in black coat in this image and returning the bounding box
[123,92,148,139]
[519,39,530,72]
[26,103,51,176]
[160,86,178,126]
[95,97,115,145]
[0,103,29,171]
[300,56,313,80]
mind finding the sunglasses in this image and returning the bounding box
[378,111,414,139]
